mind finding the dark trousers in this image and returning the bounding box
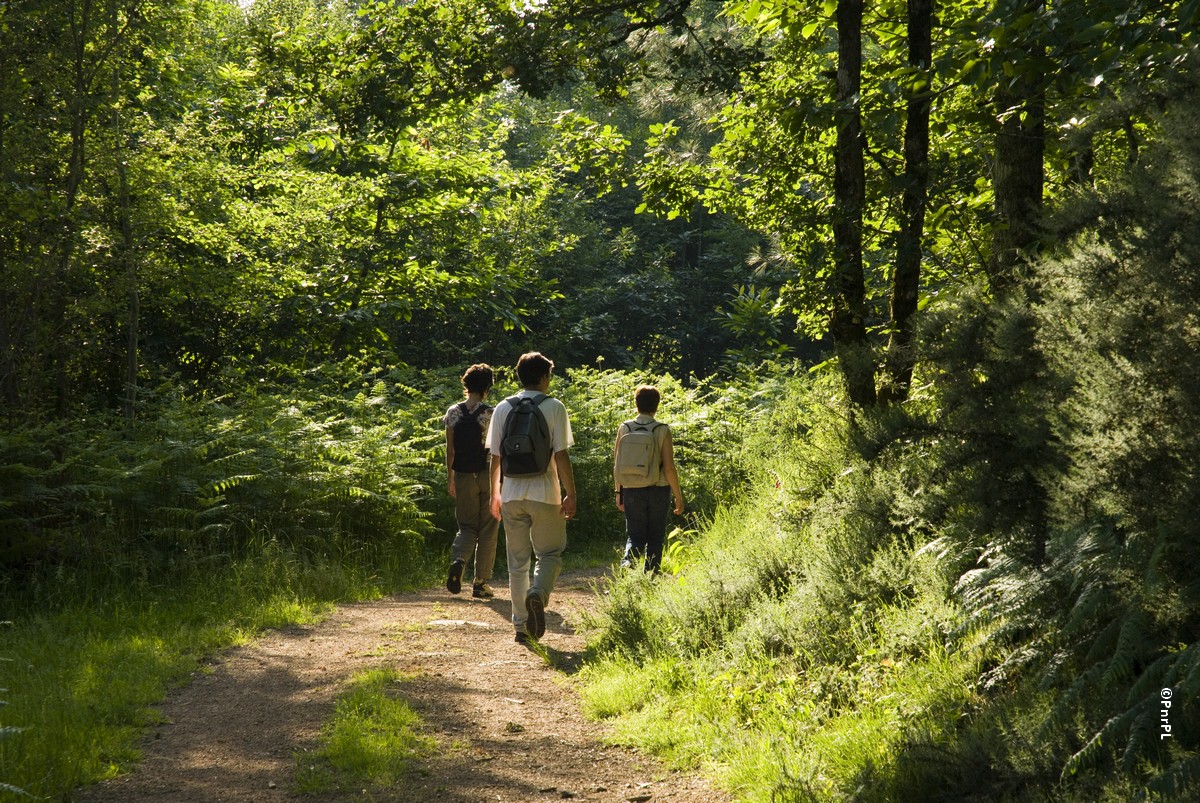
[621,485,671,572]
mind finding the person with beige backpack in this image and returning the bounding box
[613,385,685,573]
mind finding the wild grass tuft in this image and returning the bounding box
[295,667,434,794]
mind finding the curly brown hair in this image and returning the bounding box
[461,364,494,395]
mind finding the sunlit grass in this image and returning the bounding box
[581,626,987,800]
[295,667,435,794]
[0,545,439,800]
[575,372,1001,800]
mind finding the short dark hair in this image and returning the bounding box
[635,384,660,414]
[516,352,554,388]
[461,364,494,395]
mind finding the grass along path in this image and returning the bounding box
[76,568,729,802]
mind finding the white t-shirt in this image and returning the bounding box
[486,390,574,506]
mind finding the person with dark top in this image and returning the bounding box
[613,384,685,573]
[444,364,498,598]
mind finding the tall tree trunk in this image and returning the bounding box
[51,0,96,417]
[120,153,138,425]
[988,0,1046,291]
[986,0,1050,564]
[830,0,876,407]
[111,1,137,427]
[878,0,933,405]
[0,20,14,416]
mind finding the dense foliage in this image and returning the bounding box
[0,0,789,428]
[583,68,1200,800]
[0,361,764,796]
[3,0,1200,799]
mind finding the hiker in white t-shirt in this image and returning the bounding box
[486,352,577,644]
[613,384,685,573]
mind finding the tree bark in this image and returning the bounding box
[878,0,933,405]
[0,12,14,415]
[830,0,876,408]
[49,0,96,417]
[988,1,1046,291]
[111,0,137,426]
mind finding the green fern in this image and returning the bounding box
[1149,755,1200,798]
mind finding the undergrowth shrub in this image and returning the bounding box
[2,352,779,604]
[0,358,437,605]
[579,368,999,800]
[871,69,1200,800]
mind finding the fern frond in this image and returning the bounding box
[1101,610,1152,688]
[1063,706,1136,779]
[1126,648,1176,703]
[1081,619,1121,667]
[1120,695,1164,774]
[1147,754,1200,798]
[1171,643,1200,696]
[1039,662,1106,739]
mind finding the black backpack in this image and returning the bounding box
[500,393,552,477]
[451,402,490,473]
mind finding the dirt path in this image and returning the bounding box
[80,568,730,802]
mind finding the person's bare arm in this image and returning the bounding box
[445,427,456,498]
[661,431,685,515]
[612,428,624,511]
[489,456,503,521]
[555,450,577,520]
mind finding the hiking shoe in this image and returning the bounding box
[446,560,464,594]
[472,582,494,599]
[525,590,546,639]
[515,631,533,645]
